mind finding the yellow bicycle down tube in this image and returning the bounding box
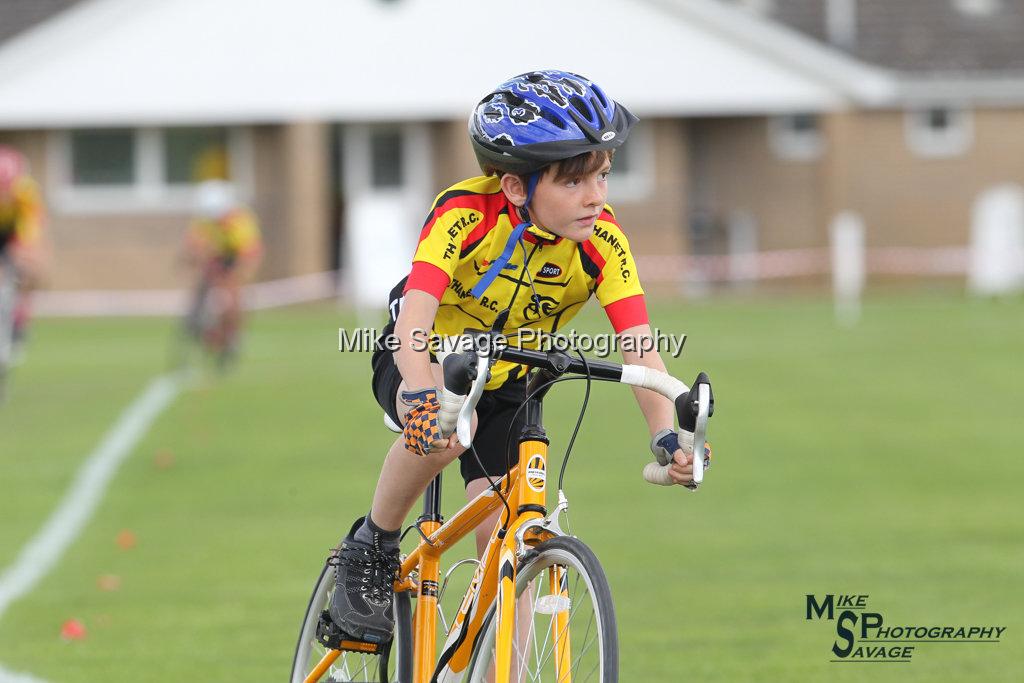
[433,475,521,679]
[402,470,518,682]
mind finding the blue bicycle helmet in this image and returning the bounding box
[469,70,638,175]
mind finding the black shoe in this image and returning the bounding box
[327,517,401,644]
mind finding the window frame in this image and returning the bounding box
[952,0,1002,18]
[767,113,824,162]
[904,106,973,159]
[47,126,254,214]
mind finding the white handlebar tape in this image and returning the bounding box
[438,387,464,439]
[642,462,675,486]
[619,364,690,400]
[435,336,478,440]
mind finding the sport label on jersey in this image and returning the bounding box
[538,262,562,279]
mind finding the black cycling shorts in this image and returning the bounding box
[371,278,528,487]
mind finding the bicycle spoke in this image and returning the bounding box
[517,566,600,681]
[567,612,598,682]
[293,564,413,683]
[545,606,593,680]
[467,539,615,683]
[327,652,377,682]
[528,598,548,681]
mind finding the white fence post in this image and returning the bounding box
[830,211,866,326]
[727,209,758,288]
[968,184,1024,297]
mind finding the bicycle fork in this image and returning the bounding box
[494,432,572,683]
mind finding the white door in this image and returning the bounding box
[339,123,432,315]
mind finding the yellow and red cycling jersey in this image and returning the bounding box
[0,176,44,250]
[187,208,262,265]
[404,175,648,389]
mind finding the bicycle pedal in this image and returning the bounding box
[316,611,387,655]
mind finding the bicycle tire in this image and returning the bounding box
[290,559,413,683]
[169,276,215,374]
[465,536,618,682]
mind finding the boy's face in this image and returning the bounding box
[526,159,612,243]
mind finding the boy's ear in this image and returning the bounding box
[499,174,528,208]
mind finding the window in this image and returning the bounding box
[51,127,252,213]
[768,114,824,161]
[163,127,230,183]
[734,0,774,14]
[905,106,973,158]
[70,129,135,185]
[370,128,403,189]
[952,0,1001,17]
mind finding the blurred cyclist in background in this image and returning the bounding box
[183,179,263,367]
[0,144,48,363]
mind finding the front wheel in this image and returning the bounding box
[466,536,618,682]
[290,559,413,683]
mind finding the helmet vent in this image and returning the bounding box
[502,90,525,107]
[569,95,595,125]
[539,108,569,130]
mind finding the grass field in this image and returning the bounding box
[1,291,1021,682]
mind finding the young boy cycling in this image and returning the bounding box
[183,180,263,364]
[330,70,703,645]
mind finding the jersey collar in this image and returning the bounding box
[523,224,562,245]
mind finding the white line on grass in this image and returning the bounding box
[0,374,182,682]
[0,665,49,683]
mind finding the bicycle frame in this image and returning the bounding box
[303,340,711,682]
[307,372,565,683]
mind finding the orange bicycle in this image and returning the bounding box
[291,331,714,682]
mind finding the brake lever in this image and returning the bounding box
[690,383,711,485]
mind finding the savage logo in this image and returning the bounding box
[537,262,562,279]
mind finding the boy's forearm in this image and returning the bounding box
[394,342,435,392]
[629,370,675,435]
[619,325,676,435]
[394,289,440,392]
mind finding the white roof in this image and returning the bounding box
[0,0,895,128]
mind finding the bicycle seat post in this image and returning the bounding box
[421,473,443,524]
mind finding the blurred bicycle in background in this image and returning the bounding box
[172,180,263,374]
[0,251,18,401]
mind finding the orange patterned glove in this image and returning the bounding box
[401,389,445,457]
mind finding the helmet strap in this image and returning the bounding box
[470,171,540,300]
[518,171,541,222]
